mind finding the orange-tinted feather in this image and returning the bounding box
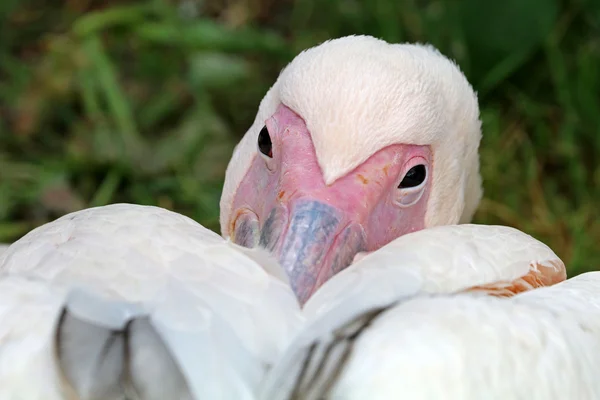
[465,259,567,297]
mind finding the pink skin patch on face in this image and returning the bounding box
[230,104,432,304]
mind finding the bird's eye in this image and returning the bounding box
[398,165,426,188]
[258,126,273,158]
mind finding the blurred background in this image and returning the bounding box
[0,0,598,274]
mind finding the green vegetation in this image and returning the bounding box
[1,0,598,274]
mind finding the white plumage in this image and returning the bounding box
[281,274,600,400]
[0,204,594,400]
[0,205,582,400]
[303,224,566,320]
[260,226,597,400]
[0,276,68,399]
[0,204,302,399]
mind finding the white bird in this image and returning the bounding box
[260,225,598,400]
[0,204,302,400]
[220,35,484,303]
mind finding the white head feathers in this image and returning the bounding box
[221,35,482,235]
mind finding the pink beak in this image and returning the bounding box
[264,199,366,303]
[229,105,431,304]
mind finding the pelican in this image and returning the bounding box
[0,35,583,399]
[221,35,483,302]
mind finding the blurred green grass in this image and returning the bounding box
[0,0,598,275]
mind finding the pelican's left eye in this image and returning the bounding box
[258,126,273,158]
[398,165,426,188]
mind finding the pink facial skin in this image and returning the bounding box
[230,104,432,304]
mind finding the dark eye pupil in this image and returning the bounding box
[399,165,426,188]
[258,126,273,158]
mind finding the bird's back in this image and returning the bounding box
[262,224,593,400]
[0,204,303,399]
[262,272,600,400]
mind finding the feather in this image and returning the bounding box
[262,221,593,400]
[0,204,303,399]
[55,291,134,400]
